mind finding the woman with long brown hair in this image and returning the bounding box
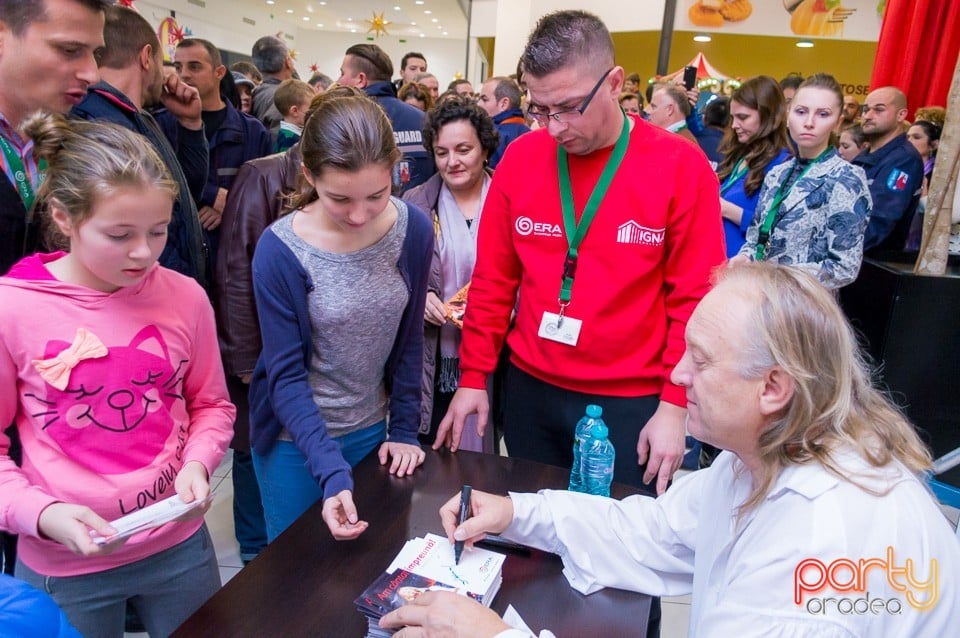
[717,76,792,257]
[248,92,433,542]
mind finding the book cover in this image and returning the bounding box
[385,534,504,605]
[355,568,480,618]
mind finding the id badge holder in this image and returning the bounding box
[538,310,581,346]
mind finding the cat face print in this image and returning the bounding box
[29,326,186,475]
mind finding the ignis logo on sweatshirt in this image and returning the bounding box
[515,216,562,238]
[617,221,664,247]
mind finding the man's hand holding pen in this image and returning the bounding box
[440,489,514,552]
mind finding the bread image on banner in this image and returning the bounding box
[689,0,753,27]
[785,0,855,37]
[446,283,469,328]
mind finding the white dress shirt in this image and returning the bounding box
[495,450,960,637]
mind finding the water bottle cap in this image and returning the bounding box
[586,404,602,418]
[591,424,608,439]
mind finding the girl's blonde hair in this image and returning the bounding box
[24,112,177,225]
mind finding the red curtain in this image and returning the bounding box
[870,0,960,119]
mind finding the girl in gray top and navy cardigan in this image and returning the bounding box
[249,90,433,542]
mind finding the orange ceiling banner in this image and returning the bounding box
[678,0,884,41]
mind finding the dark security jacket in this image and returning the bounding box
[71,82,208,289]
[364,81,435,193]
[156,101,272,207]
[853,133,924,253]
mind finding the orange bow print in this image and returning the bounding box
[32,328,108,390]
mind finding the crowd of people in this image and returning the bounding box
[0,2,957,637]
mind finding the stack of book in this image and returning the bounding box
[355,533,506,637]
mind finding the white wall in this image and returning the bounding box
[471,0,666,38]
[529,0,665,31]
[136,0,303,59]
[294,32,471,90]
[135,1,470,89]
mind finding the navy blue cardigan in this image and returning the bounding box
[249,199,433,499]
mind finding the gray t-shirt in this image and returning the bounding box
[272,200,409,437]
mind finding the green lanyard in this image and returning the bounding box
[0,134,45,211]
[556,113,630,312]
[719,158,748,196]
[754,148,831,261]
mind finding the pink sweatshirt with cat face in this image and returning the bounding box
[0,253,235,577]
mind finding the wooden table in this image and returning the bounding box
[173,449,651,637]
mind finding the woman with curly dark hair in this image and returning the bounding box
[717,76,793,257]
[402,97,499,451]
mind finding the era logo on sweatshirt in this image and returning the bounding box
[515,216,562,238]
[617,221,664,247]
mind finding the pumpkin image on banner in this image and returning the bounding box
[785,0,855,37]
[689,0,753,27]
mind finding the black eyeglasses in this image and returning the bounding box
[527,68,614,124]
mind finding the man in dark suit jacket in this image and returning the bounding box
[71,5,208,289]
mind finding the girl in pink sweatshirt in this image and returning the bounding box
[0,114,235,636]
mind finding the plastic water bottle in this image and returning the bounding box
[581,424,616,497]
[569,404,604,493]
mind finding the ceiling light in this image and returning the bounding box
[442,31,448,36]
[394,5,401,9]
[419,33,425,37]
[431,18,438,22]
[424,10,432,14]
[302,16,309,21]
[266,0,275,5]
[415,1,424,4]
[285,8,293,13]
[693,33,711,43]
[796,39,814,48]
[317,23,323,27]
[351,28,357,33]
[411,21,417,25]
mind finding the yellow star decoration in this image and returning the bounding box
[366,11,390,38]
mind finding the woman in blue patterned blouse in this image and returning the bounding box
[733,73,872,289]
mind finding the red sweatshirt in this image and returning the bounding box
[459,116,725,405]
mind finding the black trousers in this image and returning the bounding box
[501,363,660,496]
[500,363,662,637]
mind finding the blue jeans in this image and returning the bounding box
[252,421,385,542]
[226,375,267,563]
[16,525,220,638]
[232,449,267,562]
